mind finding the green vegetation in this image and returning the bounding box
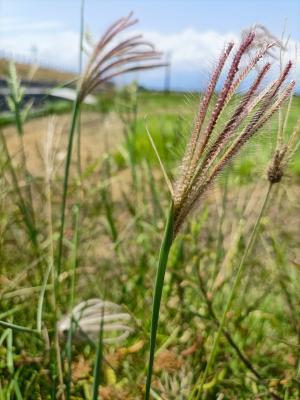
[115,92,300,179]
[0,59,300,400]
[0,100,73,127]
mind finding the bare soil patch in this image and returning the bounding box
[3,111,124,176]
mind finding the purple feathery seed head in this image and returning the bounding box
[172,31,295,235]
[78,12,167,102]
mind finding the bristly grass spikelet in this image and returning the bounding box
[268,114,300,184]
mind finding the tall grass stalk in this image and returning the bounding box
[76,0,85,178]
[145,31,293,399]
[191,182,273,399]
[145,159,163,221]
[101,187,118,244]
[56,99,80,277]
[65,206,80,400]
[52,99,79,398]
[57,12,164,277]
[6,329,13,374]
[145,204,174,399]
[118,83,139,190]
[42,119,67,399]
[92,305,105,400]
[210,171,229,288]
[36,262,52,332]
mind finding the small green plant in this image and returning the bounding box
[1,63,38,250]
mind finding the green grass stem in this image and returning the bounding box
[144,203,174,400]
[56,98,80,277]
[65,205,80,400]
[0,320,38,334]
[92,305,105,400]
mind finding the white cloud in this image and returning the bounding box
[0,30,80,71]
[138,28,239,66]
[0,21,299,90]
[139,28,299,72]
[131,28,300,90]
[0,17,63,33]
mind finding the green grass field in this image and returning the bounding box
[114,91,300,177]
[0,83,300,400]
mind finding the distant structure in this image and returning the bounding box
[0,59,113,112]
[164,52,172,93]
[30,45,38,64]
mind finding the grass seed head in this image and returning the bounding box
[268,117,300,184]
[78,12,166,102]
[242,24,287,60]
[172,31,295,235]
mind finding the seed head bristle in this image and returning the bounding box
[223,42,275,108]
[267,105,300,184]
[78,12,166,103]
[242,23,287,60]
[187,62,271,193]
[172,32,294,235]
[174,33,257,212]
[173,42,234,206]
[267,145,288,183]
[194,32,256,158]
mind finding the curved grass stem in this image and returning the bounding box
[191,182,273,400]
[76,0,85,179]
[56,98,80,278]
[145,203,174,400]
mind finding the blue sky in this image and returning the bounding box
[0,0,299,90]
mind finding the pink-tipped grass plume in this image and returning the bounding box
[78,12,166,102]
[57,13,166,280]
